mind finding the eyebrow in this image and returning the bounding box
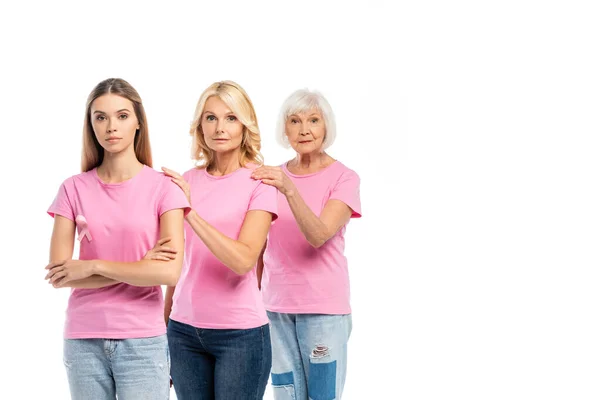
[202,111,235,116]
[288,113,321,118]
[93,108,131,114]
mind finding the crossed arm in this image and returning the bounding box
[46,210,185,289]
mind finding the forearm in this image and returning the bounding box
[285,191,331,248]
[59,275,119,289]
[256,248,265,290]
[93,259,181,287]
[164,286,175,326]
[185,210,256,274]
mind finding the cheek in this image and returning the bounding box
[286,127,298,141]
[229,123,244,141]
[315,127,326,140]
[235,125,245,139]
[201,122,213,134]
[91,123,104,139]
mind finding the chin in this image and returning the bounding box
[100,143,132,154]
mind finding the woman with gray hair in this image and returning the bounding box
[252,89,362,399]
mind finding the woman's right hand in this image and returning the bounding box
[144,237,178,261]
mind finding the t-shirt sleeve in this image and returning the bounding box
[158,177,191,217]
[248,182,279,221]
[329,169,362,218]
[47,181,75,221]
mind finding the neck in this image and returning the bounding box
[97,147,144,183]
[290,151,331,173]
[210,149,242,176]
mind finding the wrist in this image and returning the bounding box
[284,188,296,199]
[185,208,196,221]
[91,260,102,275]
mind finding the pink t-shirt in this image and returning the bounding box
[47,165,190,339]
[262,161,361,315]
[170,166,278,329]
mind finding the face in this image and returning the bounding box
[201,96,244,154]
[285,109,326,154]
[90,94,139,154]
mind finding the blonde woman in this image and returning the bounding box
[162,81,277,399]
[45,78,189,399]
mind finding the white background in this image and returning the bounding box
[1,1,599,399]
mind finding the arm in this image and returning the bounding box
[93,209,186,286]
[256,242,267,290]
[49,215,118,289]
[185,209,273,275]
[285,194,352,248]
[251,166,353,248]
[164,285,175,326]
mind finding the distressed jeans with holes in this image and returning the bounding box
[268,312,352,400]
[63,335,170,400]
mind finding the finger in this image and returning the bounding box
[45,260,65,270]
[53,277,65,288]
[170,177,188,189]
[260,179,279,187]
[153,255,172,261]
[162,167,182,179]
[157,251,177,259]
[260,166,280,173]
[170,176,188,188]
[45,266,64,280]
[156,237,172,246]
[252,171,276,180]
[50,270,67,284]
[57,273,74,285]
[158,252,177,260]
[157,246,177,254]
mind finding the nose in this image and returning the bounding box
[300,121,311,135]
[216,119,225,134]
[106,118,116,133]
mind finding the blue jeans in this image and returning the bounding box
[268,312,352,400]
[63,335,170,400]
[167,319,271,400]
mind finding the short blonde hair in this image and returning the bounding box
[189,81,263,169]
[276,89,337,149]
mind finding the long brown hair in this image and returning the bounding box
[81,78,152,172]
[189,81,263,170]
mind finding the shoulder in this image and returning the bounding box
[59,170,95,190]
[137,167,170,189]
[331,161,360,182]
[182,166,201,181]
[245,162,259,170]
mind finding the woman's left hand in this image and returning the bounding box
[45,259,95,288]
[251,166,296,197]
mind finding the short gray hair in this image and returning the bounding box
[276,89,337,149]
